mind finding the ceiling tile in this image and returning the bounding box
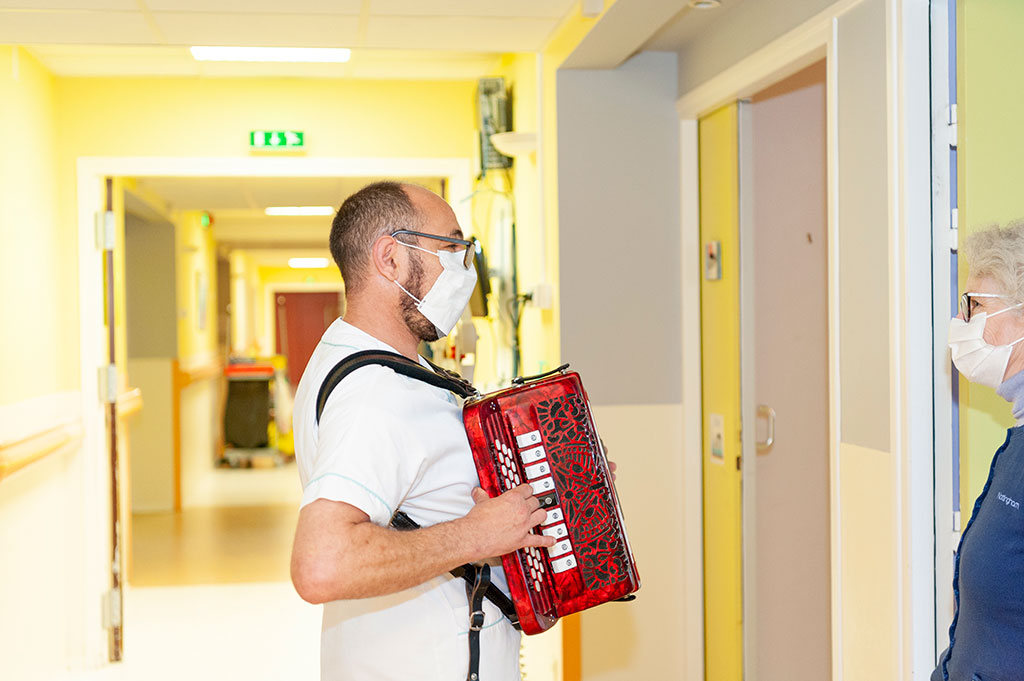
[0,10,156,44]
[348,49,501,80]
[369,0,576,19]
[152,12,360,47]
[145,0,361,14]
[136,177,253,211]
[0,1,135,8]
[28,44,200,76]
[365,16,554,51]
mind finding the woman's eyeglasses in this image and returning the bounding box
[959,292,1010,322]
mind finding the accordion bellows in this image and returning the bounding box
[463,370,640,635]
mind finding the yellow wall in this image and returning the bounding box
[0,46,101,677]
[698,103,744,681]
[258,264,344,286]
[538,12,602,376]
[957,0,1024,512]
[0,46,75,404]
[175,211,218,366]
[53,77,477,160]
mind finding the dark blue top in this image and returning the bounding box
[932,418,1024,681]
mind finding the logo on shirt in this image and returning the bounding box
[997,492,1021,510]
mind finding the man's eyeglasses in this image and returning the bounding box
[390,229,476,269]
[959,292,1011,322]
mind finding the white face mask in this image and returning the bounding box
[948,305,1024,388]
[394,244,477,338]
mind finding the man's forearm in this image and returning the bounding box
[292,486,552,604]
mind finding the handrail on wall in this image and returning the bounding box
[175,360,223,389]
[0,388,144,483]
[0,421,83,483]
[117,387,144,419]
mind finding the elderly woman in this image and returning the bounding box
[934,221,1024,681]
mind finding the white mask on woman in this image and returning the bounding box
[948,304,1024,388]
[393,245,477,338]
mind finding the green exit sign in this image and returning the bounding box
[250,130,304,149]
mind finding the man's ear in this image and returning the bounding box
[370,234,401,282]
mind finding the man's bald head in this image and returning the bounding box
[329,181,423,293]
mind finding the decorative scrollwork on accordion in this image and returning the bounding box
[536,394,630,591]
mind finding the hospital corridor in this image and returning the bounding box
[2,1,1024,680]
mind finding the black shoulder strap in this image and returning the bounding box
[315,349,476,424]
[313,351,517,631]
[392,511,520,631]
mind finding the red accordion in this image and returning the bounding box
[463,367,640,635]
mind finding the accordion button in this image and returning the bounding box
[550,554,577,573]
[547,539,573,557]
[524,461,549,479]
[544,508,564,525]
[519,446,546,464]
[541,523,568,539]
[516,430,542,448]
[537,492,559,508]
[529,477,555,495]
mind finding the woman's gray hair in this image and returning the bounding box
[965,219,1024,306]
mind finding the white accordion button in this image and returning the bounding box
[541,523,568,540]
[529,477,556,495]
[524,461,550,479]
[516,430,542,449]
[547,538,573,557]
[543,508,564,526]
[519,446,546,464]
[550,554,577,573]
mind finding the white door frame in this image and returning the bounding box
[675,0,936,678]
[74,155,473,666]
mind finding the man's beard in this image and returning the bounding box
[399,252,440,343]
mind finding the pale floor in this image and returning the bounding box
[79,502,559,681]
[129,504,298,586]
[81,504,321,680]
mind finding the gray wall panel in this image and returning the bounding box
[837,0,891,451]
[126,213,178,359]
[557,51,681,406]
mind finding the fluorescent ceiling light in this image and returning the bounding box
[190,46,351,63]
[288,258,330,269]
[265,206,335,216]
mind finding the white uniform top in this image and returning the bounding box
[293,319,521,681]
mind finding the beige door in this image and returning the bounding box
[745,61,831,681]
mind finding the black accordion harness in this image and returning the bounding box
[314,350,520,681]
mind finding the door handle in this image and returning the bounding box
[756,405,775,453]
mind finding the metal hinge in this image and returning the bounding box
[94,210,115,251]
[102,586,122,629]
[950,208,959,252]
[947,104,958,148]
[99,364,118,404]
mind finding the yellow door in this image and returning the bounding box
[699,103,743,681]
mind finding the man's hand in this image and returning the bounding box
[461,485,555,558]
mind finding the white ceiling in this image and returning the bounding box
[130,175,445,250]
[641,0,742,53]
[2,0,580,79]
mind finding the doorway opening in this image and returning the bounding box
[78,157,474,678]
[695,60,830,681]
